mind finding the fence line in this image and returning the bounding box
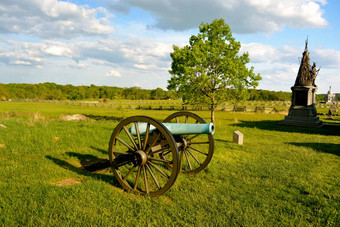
[6,99,339,114]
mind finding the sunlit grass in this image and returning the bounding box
[0,101,339,225]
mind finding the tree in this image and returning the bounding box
[151,88,167,100]
[0,84,8,100]
[168,19,261,124]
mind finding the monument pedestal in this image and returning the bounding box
[280,86,323,127]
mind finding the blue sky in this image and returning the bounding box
[0,0,339,93]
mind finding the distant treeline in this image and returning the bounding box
[0,83,338,102]
[0,83,176,101]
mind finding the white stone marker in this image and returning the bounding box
[233,131,243,145]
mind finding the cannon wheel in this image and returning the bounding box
[108,116,180,197]
[163,111,214,174]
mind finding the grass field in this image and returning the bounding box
[0,101,339,226]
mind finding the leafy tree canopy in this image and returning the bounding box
[168,18,261,123]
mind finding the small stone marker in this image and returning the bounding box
[233,131,243,145]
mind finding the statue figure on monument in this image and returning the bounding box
[310,62,320,86]
[294,38,319,87]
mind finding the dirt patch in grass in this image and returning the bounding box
[54,178,82,186]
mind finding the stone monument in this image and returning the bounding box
[280,39,323,127]
[326,86,335,104]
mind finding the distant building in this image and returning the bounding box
[326,86,335,104]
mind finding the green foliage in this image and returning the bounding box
[168,19,261,122]
[316,94,327,102]
[335,93,340,101]
[0,83,175,101]
[0,84,8,100]
[248,89,291,101]
[151,87,167,100]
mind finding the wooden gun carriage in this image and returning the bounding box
[108,111,214,197]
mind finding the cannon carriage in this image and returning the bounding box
[108,111,214,197]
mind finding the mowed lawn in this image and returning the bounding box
[0,101,339,226]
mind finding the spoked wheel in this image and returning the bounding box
[108,116,180,197]
[163,111,214,174]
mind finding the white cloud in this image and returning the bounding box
[108,0,327,33]
[0,36,172,73]
[0,39,43,66]
[42,41,73,57]
[106,69,122,77]
[12,60,32,65]
[0,0,114,39]
[312,47,340,68]
[134,64,157,70]
[241,43,301,64]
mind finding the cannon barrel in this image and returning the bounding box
[130,123,215,136]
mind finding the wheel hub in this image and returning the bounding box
[133,150,148,166]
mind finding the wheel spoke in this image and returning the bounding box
[142,165,149,193]
[185,115,188,123]
[146,164,161,189]
[134,122,142,150]
[175,117,179,123]
[189,146,208,156]
[187,148,201,165]
[145,134,161,154]
[123,126,138,150]
[148,161,170,179]
[123,166,136,181]
[188,134,199,141]
[142,123,150,151]
[148,156,171,164]
[162,149,172,156]
[184,149,192,170]
[180,149,184,171]
[133,166,141,190]
[116,137,135,151]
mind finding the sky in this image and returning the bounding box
[0,0,339,94]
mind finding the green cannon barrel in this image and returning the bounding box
[130,123,215,136]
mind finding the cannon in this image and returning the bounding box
[108,111,214,197]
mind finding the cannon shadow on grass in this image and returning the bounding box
[232,120,340,136]
[287,142,340,156]
[45,154,119,187]
[90,146,108,155]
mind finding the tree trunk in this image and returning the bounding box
[210,96,215,125]
[211,108,215,125]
